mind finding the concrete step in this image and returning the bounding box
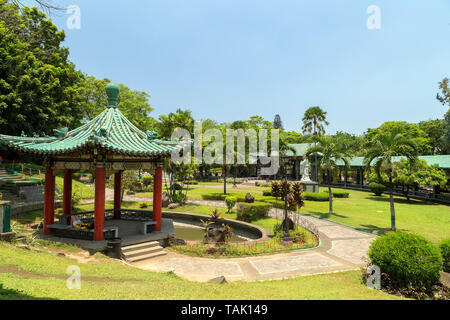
[121,241,160,253]
[123,246,163,259]
[126,250,167,263]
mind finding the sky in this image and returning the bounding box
[26,0,450,135]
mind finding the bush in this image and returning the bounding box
[262,190,272,197]
[236,201,272,222]
[440,239,450,273]
[224,196,237,213]
[201,193,228,201]
[324,190,350,198]
[173,183,182,191]
[368,182,386,196]
[368,233,443,288]
[172,191,187,205]
[142,176,153,186]
[304,192,329,201]
[185,180,199,185]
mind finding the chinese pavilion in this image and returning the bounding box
[0,83,179,241]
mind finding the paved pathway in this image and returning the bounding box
[135,200,377,282]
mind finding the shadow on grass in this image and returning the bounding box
[0,284,55,300]
[357,224,408,235]
[303,211,348,220]
[364,195,438,206]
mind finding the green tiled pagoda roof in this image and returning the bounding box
[0,84,179,157]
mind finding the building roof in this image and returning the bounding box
[0,84,179,158]
[284,144,450,169]
[334,155,450,169]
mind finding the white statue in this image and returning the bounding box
[300,158,312,182]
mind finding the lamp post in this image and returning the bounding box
[282,157,290,241]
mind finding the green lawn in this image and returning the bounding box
[299,188,450,243]
[0,243,404,300]
[109,184,450,243]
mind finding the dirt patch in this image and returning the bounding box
[0,265,141,283]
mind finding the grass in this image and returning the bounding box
[0,242,404,300]
[175,184,449,244]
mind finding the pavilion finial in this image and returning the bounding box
[106,83,120,108]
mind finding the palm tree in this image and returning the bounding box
[302,106,329,181]
[306,136,350,214]
[301,106,329,136]
[364,128,418,231]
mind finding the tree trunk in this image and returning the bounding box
[389,176,396,231]
[328,170,333,214]
[223,165,227,195]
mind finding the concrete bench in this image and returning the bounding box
[141,221,157,235]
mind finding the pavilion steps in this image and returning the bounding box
[122,241,167,263]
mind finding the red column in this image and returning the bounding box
[114,171,122,219]
[153,166,163,231]
[63,170,72,215]
[43,166,55,235]
[94,167,106,241]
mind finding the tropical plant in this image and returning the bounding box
[306,136,350,214]
[301,106,329,136]
[224,196,237,213]
[364,127,418,231]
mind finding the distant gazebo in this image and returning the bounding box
[0,84,179,242]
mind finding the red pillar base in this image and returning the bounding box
[94,167,106,241]
[114,171,122,219]
[43,166,55,235]
[153,167,163,231]
[63,170,72,216]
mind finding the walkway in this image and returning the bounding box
[135,199,377,282]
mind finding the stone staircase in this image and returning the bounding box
[122,241,167,263]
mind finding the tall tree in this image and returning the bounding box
[156,109,194,139]
[437,78,450,153]
[79,76,156,131]
[418,119,445,155]
[366,121,431,155]
[364,128,418,231]
[302,106,329,181]
[273,114,283,130]
[306,136,350,214]
[0,2,84,136]
[301,106,329,136]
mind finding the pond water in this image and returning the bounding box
[174,225,247,242]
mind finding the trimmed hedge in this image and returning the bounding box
[368,182,386,196]
[368,232,443,288]
[304,192,329,201]
[324,190,350,198]
[262,190,272,197]
[201,193,229,201]
[236,201,272,222]
[440,239,450,273]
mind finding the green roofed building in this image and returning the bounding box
[0,83,180,245]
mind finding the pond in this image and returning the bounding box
[174,225,247,242]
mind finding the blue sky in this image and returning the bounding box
[34,0,450,134]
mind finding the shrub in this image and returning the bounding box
[173,183,182,191]
[142,176,153,186]
[440,239,450,273]
[368,232,443,288]
[324,190,350,198]
[236,201,272,222]
[368,182,386,196]
[172,191,187,205]
[304,192,329,201]
[185,180,199,185]
[224,196,237,213]
[201,193,228,201]
[262,190,272,197]
[140,202,149,209]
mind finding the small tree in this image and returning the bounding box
[393,159,446,201]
